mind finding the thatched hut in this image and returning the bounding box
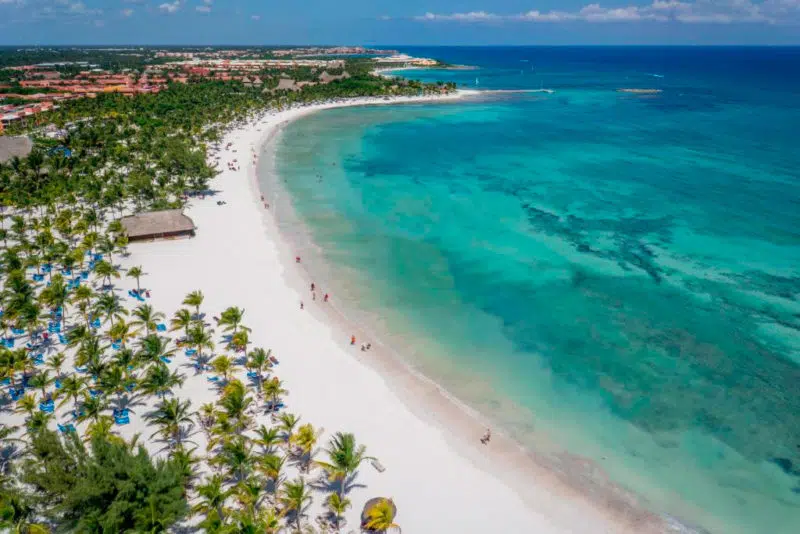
[319,71,351,84]
[120,209,196,242]
[0,136,33,164]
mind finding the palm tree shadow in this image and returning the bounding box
[310,470,366,497]
[282,500,313,533]
[112,393,147,412]
[0,396,14,411]
[181,357,210,376]
[0,443,22,476]
[151,425,198,455]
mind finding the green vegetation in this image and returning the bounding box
[21,430,188,532]
[0,47,430,532]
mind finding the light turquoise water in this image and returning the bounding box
[268,48,800,533]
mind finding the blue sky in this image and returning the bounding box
[1,1,799,45]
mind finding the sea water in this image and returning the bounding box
[270,47,800,533]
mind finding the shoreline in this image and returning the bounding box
[246,96,680,532]
[122,91,679,532]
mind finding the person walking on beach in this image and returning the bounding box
[300,301,304,310]
[310,282,315,292]
[351,335,356,345]
[481,428,492,445]
[324,293,329,302]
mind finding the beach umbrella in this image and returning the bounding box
[361,497,400,533]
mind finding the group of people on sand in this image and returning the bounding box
[299,281,329,311]
[297,279,372,351]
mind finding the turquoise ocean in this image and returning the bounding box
[267,47,800,533]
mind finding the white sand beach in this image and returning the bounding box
[114,93,667,533]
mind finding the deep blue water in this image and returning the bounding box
[271,47,800,533]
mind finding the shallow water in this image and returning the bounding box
[272,47,800,533]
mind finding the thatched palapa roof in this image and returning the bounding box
[0,136,33,164]
[120,209,195,239]
[319,71,350,84]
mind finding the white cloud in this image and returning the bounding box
[251,14,261,20]
[196,5,210,13]
[159,1,181,14]
[415,11,500,21]
[122,8,133,17]
[516,10,577,21]
[416,1,800,25]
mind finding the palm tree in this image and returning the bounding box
[98,365,128,407]
[217,379,252,433]
[77,394,108,425]
[46,352,66,378]
[363,498,399,533]
[27,371,52,401]
[257,452,285,496]
[39,273,70,327]
[85,415,124,445]
[0,484,50,533]
[218,306,246,334]
[137,334,175,367]
[187,324,214,362]
[254,424,282,454]
[25,411,53,434]
[93,259,120,289]
[170,444,201,491]
[126,265,144,294]
[317,432,375,500]
[290,423,322,473]
[170,308,193,338]
[146,397,194,447]
[198,402,216,433]
[108,319,138,347]
[234,476,267,520]
[219,436,254,483]
[71,285,95,327]
[94,292,127,325]
[74,335,105,369]
[15,394,37,419]
[56,374,86,411]
[327,492,351,533]
[0,349,27,391]
[278,413,300,443]
[211,355,235,383]
[131,303,165,336]
[246,347,271,394]
[279,478,312,533]
[262,377,287,415]
[182,290,204,318]
[140,362,184,398]
[193,473,231,523]
[229,330,249,353]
